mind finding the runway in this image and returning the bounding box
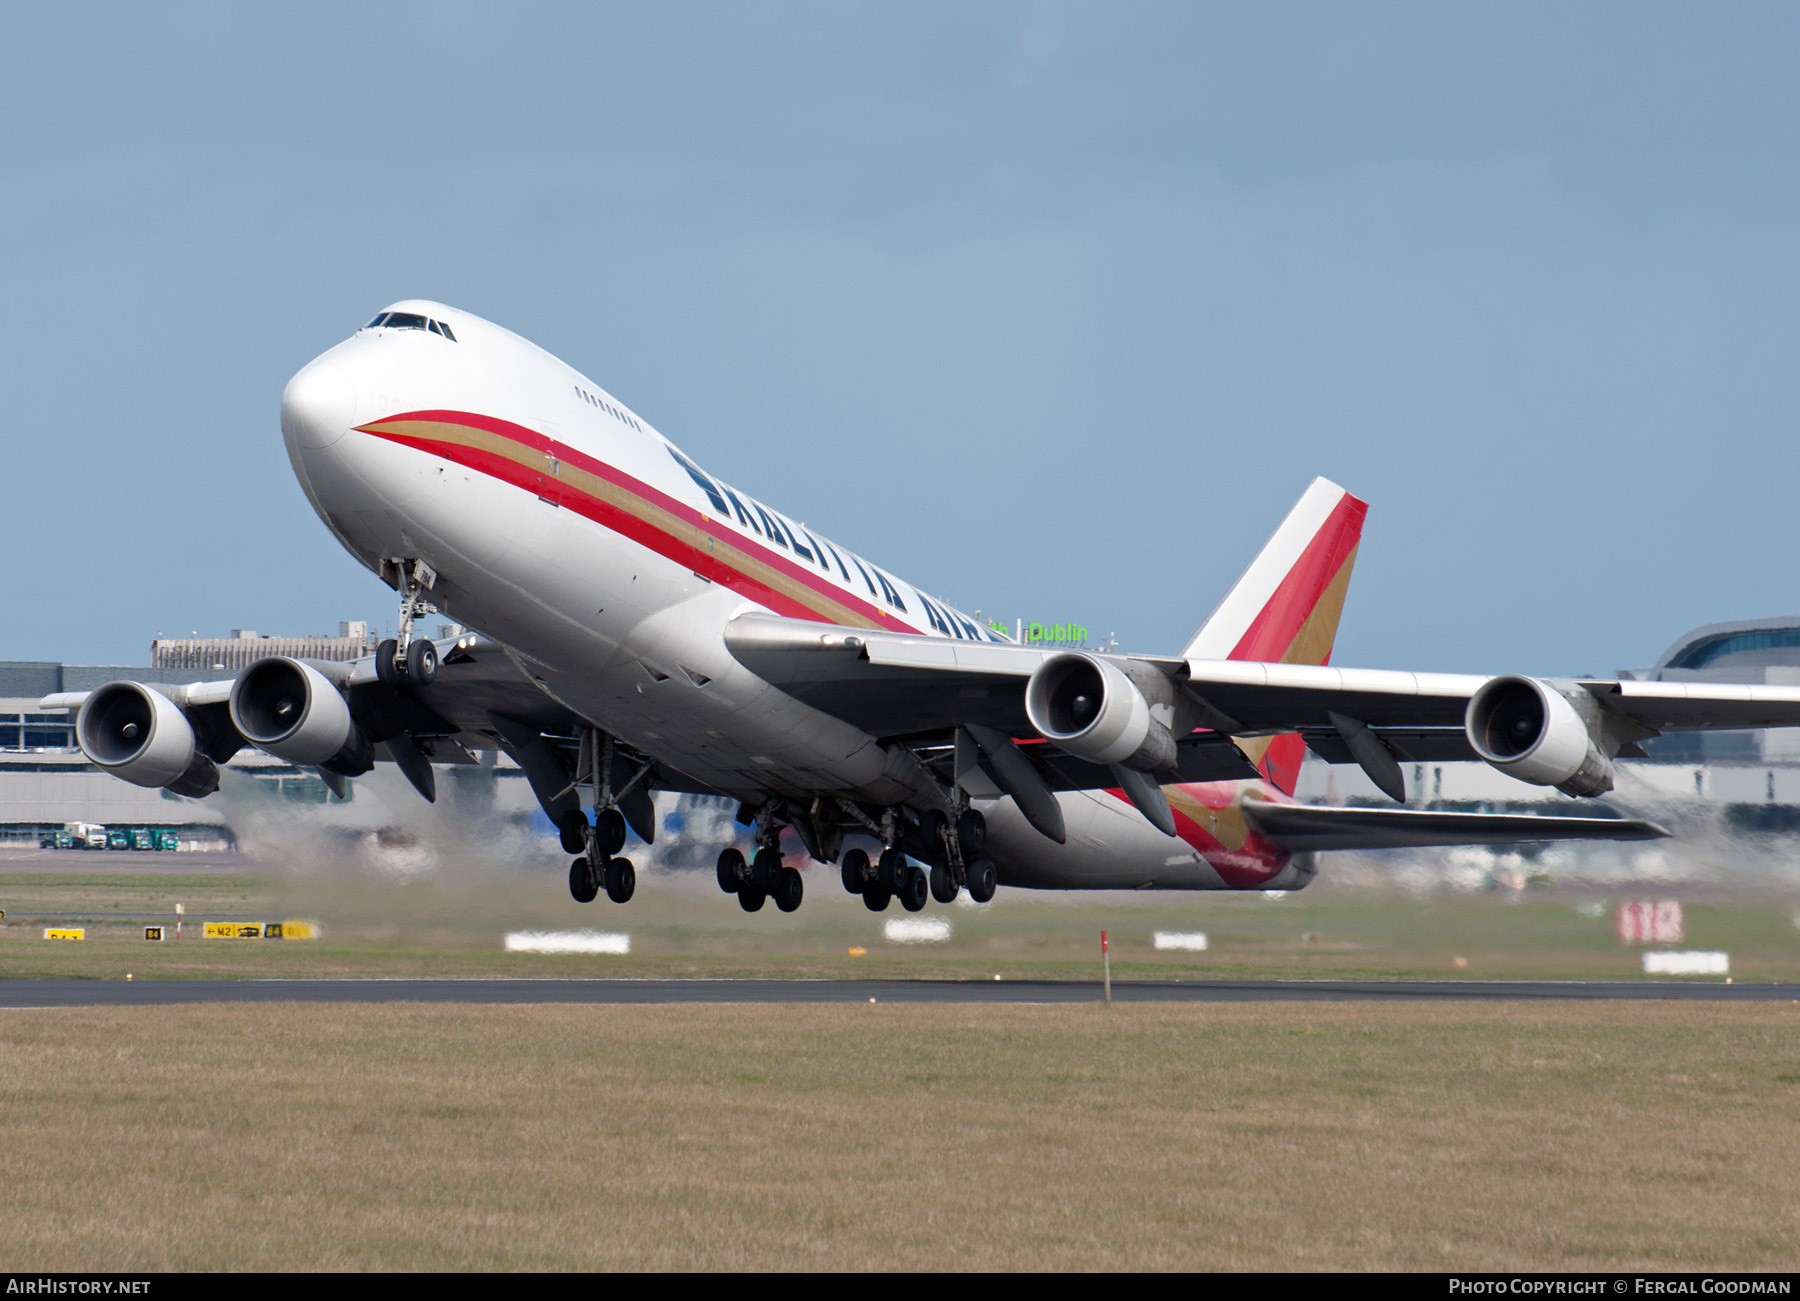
[1,977,1794,1007]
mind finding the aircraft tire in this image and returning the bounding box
[929,862,957,904]
[965,856,997,904]
[956,809,987,856]
[558,810,589,855]
[774,867,804,913]
[716,847,745,893]
[568,857,599,903]
[605,857,635,904]
[876,846,906,892]
[751,847,782,892]
[597,808,627,856]
[862,886,892,913]
[899,864,928,912]
[407,638,438,685]
[738,886,767,913]
[918,809,948,856]
[375,639,402,688]
[840,848,870,894]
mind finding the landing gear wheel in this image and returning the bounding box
[605,857,636,904]
[956,809,987,856]
[407,638,439,685]
[716,846,746,894]
[774,867,804,913]
[862,887,892,912]
[596,807,627,856]
[738,887,766,912]
[965,856,997,904]
[876,846,907,892]
[568,856,599,903]
[840,848,871,895]
[558,810,590,855]
[899,863,928,912]
[929,861,958,904]
[375,638,402,689]
[918,809,949,856]
[751,847,782,893]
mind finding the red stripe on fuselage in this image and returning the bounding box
[1160,785,1290,888]
[359,411,917,633]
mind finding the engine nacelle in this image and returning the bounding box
[1024,652,1176,772]
[1465,675,1614,797]
[229,657,370,772]
[76,682,220,797]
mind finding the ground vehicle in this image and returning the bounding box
[106,829,130,850]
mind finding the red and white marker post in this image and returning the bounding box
[1101,929,1111,1005]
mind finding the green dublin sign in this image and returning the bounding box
[1026,621,1089,645]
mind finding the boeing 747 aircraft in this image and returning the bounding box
[51,301,1800,912]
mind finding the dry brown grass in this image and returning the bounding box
[2,1001,1798,1270]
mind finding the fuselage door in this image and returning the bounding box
[532,420,567,508]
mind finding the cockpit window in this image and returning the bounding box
[365,311,456,339]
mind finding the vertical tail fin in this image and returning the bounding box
[1185,478,1367,793]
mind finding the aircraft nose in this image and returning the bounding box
[281,360,357,450]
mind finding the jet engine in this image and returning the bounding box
[1465,675,1614,797]
[229,657,372,773]
[1024,652,1176,772]
[76,682,220,797]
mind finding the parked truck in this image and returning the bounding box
[40,822,108,850]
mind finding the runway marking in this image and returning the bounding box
[1,978,1794,1008]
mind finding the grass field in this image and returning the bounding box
[3,1000,1798,1270]
[2,861,1798,982]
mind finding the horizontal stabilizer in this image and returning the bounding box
[1242,801,1667,852]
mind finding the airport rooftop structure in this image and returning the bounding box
[149,620,374,671]
[1619,617,1800,766]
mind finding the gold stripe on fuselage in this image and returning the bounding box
[362,418,885,631]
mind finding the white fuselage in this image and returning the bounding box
[280,301,1303,891]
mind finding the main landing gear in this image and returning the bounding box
[834,804,993,909]
[569,805,635,905]
[715,803,804,913]
[839,845,926,913]
[565,730,645,906]
[706,798,997,917]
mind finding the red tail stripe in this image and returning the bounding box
[1228,493,1366,663]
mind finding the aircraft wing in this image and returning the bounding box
[45,637,579,765]
[724,613,1800,766]
[42,636,719,839]
[1240,801,1668,852]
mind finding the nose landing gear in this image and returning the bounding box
[376,559,441,689]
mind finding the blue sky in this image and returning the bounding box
[3,3,1798,674]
